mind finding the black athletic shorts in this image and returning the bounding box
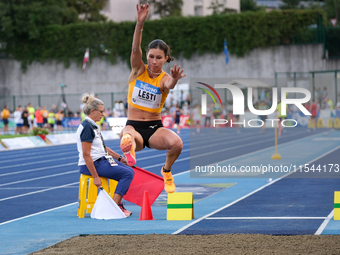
[126,120,163,148]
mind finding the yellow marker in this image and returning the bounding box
[308,119,313,128]
[327,118,333,128]
[167,192,194,220]
[272,112,281,160]
[317,118,324,128]
[334,118,340,129]
[334,191,340,220]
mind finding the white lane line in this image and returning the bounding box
[0,171,187,202]
[207,217,327,220]
[0,202,78,226]
[144,132,329,171]
[172,177,282,235]
[0,129,307,173]
[315,210,334,235]
[0,156,76,169]
[0,186,78,190]
[0,182,79,202]
[0,162,76,177]
[0,151,78,164]
[172,144,340,235]
[0,170,78,187]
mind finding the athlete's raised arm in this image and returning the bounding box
[130,4,149,79]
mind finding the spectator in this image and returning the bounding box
[191,104,201,134]
[323,86,328,102]
[119,101,125,117]
[22,106,30,134]
[27,103,35,129]
[48,109,56,133]
[185,92,191,106]
[316,87,323,109]
[14,105,23,134]
[55,109,64,133]
[35,106,43,128]
[105,107,112,117]
[2,105,10,134]
[41,106,49,128]
[325,97,333,110]
[51,104,57,114]
[165,91,173,109]
[205,103,213,128]
[212,103,222,132]
[173,105,183,134]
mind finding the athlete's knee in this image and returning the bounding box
[171,137,183,152]
[120,126,134,138]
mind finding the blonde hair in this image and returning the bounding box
[81,93,104,116]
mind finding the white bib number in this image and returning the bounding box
[131,80,162,109]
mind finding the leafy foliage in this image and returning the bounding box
[323,0,340,20]
[241,0,266,12]
[325,27,340,58]
[208,0,227,14]
[66,0,107,22]
[0,0,106,40]
[31,127,49,135]
[149,0,183,18]
[0,9,326,69]
[279,0,304,10]
[0,0,77,40]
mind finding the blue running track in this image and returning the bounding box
[1,127,340,254]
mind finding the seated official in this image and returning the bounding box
[76,93,134,217]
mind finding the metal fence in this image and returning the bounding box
[275,71,340,108]
[0,91,129,114]
[1,72,340,114]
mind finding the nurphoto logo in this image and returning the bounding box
[197,82,311,128]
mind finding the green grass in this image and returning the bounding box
[0,134,31,139]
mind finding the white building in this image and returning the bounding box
[101,0,240,22]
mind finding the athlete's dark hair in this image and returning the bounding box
[146,39,174,63]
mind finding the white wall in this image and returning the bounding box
[101,0,240,22]
[101,0,138,22]
[0,44,339,98]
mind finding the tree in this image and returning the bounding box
[279,0,303,10]
[323,0,340,21]
[241,0,265,12]
[0,0,106,41]
[149,0,183,18]
[66,0,107,22]
[0,0,76,40]
[208,0,226,14]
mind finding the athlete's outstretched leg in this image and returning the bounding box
[120,126,143,166]
[149,128,183,193]
[120,133,136,166]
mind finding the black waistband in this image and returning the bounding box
[126,120,163,129]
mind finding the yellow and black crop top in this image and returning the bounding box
[128,65,168,113]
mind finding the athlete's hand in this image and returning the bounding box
[136,3,149,24]
[170,64,186,81]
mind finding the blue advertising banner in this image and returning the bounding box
[62,117,81,128]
